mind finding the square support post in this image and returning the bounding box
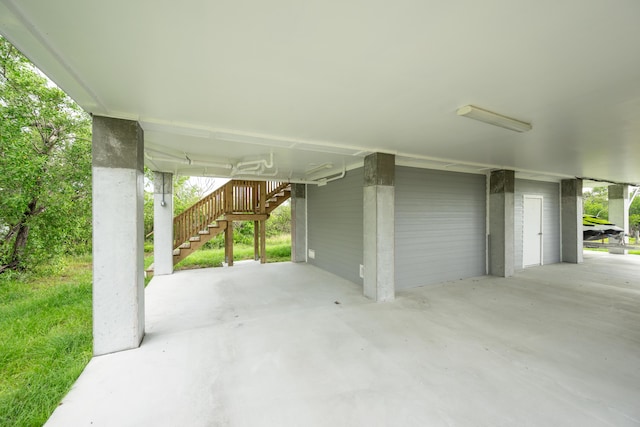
[254,220,260,261]
[608,184,629,255]
[363,153,395,302]
[561,179,583,263]
[225,222,234,266]
[153,172,174,275]
[92,116,145,356]
[291,184,307,263]
[259,181,267,264]
[260,219,267,264]
[489,170,515,277]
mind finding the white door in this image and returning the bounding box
[523,195,543,267]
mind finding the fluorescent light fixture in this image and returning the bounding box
[457,105,532,132]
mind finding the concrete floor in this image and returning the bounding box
[46,252,640,427]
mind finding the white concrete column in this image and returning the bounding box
[609,184,630,255]
[291,183,307,263]
[153,172,174,275]
[363,153,395,302]
[489,170,515,277]
[561,179,583,263]
[92,116,145,356]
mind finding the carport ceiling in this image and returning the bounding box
[1,1,640,184]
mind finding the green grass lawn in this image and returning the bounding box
[583,237,640,255]
[0,256,93,427]
[146,234,292,271]
[1,235,292,426]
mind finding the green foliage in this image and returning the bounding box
[266,203,291,236]
[233,221,255,245]
[583,186,608,219]
[0,37,92,273]
[0,257,93,426]
[175,235,291,269]
[630,192,640,231]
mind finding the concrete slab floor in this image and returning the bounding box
[45,253,640,427]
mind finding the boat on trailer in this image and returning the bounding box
[583,215,624,241]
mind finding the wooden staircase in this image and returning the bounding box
[172,221,228,265]
[168,180,291,268]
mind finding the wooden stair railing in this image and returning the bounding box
[173,183,227,252]
[264,181,291,213]
[170,180,291,267]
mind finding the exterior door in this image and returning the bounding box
[523,195,543,267]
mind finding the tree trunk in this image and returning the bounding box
[9,222,31,270]
[1,199,39,273]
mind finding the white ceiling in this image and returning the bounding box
[2,0,640,184]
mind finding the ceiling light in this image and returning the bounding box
[457,105,532,133]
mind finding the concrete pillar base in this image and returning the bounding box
[561,179,583,264]
[92,116,145,356]
[153,172,174,275]
[489,170,515,277]
[363,153,395,302]
[291,184,307,263]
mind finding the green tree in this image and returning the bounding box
[0,37,92,273]
[583,186,608,219]
[266,203,291,236]
[630,189,640,232]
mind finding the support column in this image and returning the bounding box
[225,222,234,266]
[92,116,145,356]
[561,178,583,263]
[609,184,630,255]
[489,170,515,277]
[254,220,260,261]
[260,219,267,264]
[259,181,266,264]
[153,172,174,275]
[363,153,395,302]
[291,183,307,263]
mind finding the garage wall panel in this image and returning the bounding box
[307,168,363,284]
[395,167,486,290]
[515,179,561,269]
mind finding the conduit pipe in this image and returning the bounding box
[234,152,274,172]
[144,148,232,170]
[316,168,346,186]
[289,167,347,186]
[232,168,280,178]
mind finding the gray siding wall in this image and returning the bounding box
[307,168,363,284]
[395,167,486,290]
[514,179,561,270]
